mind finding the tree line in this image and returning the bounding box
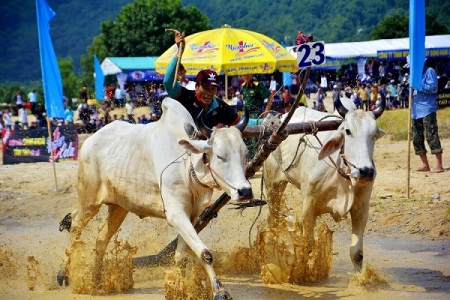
[0,0,448,104]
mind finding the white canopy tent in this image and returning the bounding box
[287,35,450,59]
[100,58,123,75]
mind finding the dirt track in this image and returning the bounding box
[1,130,449,299]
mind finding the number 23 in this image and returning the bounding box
[297,42,325,68]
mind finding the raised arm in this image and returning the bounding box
[163,30,185,98]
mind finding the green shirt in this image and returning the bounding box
[242,80,271,112]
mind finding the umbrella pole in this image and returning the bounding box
[225,75,228,101]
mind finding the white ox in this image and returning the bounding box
[69,97,252,299]
[263,96,386,271]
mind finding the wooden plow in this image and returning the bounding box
[133,67,343,267]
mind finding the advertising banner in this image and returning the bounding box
[377,47,450,61]
[2,125,78,165]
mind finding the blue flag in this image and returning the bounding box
[409,0,426,89]
[94,55,105,100]
[36,0,65,118]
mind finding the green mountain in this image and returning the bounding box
[1,0,449,85]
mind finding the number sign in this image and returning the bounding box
[296,41,326,68]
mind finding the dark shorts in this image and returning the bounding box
[412,112,443,155]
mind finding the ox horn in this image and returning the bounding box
[334,96,348,118]
[371,93,386,119]
[196,110,213,138]
[233,108,249,132]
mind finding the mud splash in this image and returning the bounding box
[164,258,212,300]
[348,264,389,291]
[258,222,333,284]
[66,235,137,294]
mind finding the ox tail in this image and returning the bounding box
[59,211,75,232]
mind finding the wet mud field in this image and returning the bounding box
[1,137,449,299]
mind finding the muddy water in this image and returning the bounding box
[1,212,449,300]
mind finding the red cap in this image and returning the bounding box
[196,69,220,87]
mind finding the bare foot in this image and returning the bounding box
[430,168,444,173]
[416,166,430,172]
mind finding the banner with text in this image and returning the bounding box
[377,47,450,61]
[2,125,78,165]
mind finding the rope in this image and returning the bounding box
[248,169,265,248]
[159,151,189,215]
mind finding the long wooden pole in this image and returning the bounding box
[406,87,413,199]
[133,67,313,267]
[46,118,58,192]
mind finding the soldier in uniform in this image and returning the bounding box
[241,74,274,159]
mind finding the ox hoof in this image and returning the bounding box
[353,253,363,272]
[56,268,69,286]
[214,290,232,300]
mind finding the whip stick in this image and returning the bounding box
[165,29,185,87]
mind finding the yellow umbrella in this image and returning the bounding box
[155,25,298,76]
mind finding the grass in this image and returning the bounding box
[376,107,450,141]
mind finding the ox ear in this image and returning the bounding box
[179,139,212,154]
[375,128,386,140]
[318,131,344,160]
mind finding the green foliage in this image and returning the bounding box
[79,0,211,92]
[58,56,81,100]
[370,15,409,40]
[371,14,449,40]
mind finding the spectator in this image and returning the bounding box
[13,120,22,131]
[80,87,89,102]
[357,85,370,111]
[114,85,125,108]
[289,73,299,95]
[64,106,74,124]
[295,31,308,45]
[18,105,29,130]
[140,114,149,124]
[3,109,12,129]
[241,73,274,119]
[34,104,46,127]
[28,89,37,114]
[312,101,318,110]
[351,91,361,109]
[388,79,398,105]
[269,75,277,94]
[15,90,24,112]
[320,74,328,92]
[378,62,387,84]
[77,99,91,127]
[125,99,135,123]
[331,85,342,103]
[316,87,325,106]
[371,83,379,104]
[231,91,243,111]
[411,59,444,173]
